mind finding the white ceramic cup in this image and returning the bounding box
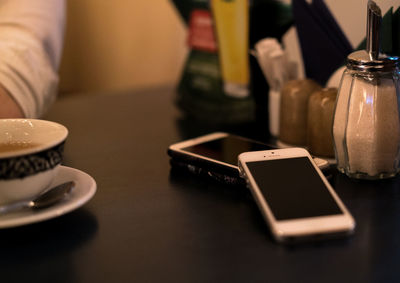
[0,119,68,206]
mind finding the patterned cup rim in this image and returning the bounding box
[0,142,65,180]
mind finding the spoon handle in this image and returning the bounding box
[0,200,30,214]
[0,181,75,215]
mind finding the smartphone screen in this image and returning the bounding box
[245,157,342,220]
[181,135,274,166]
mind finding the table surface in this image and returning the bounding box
[1,88,400,283]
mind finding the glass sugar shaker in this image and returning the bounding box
[332,0,400,179]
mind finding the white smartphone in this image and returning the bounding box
[238,148,355,242]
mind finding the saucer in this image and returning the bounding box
[0,166,96,229]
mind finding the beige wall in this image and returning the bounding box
[59,0,188,94]
[59,0,399,94]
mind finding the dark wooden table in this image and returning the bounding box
[1,87,400,283]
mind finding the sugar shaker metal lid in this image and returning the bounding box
[347,50,399,72]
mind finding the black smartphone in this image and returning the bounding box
[168,132,329,185]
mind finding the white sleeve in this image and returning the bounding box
[0,0,66,118]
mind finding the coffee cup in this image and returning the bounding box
[0,119,68,206]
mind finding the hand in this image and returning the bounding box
[0,86,24,118]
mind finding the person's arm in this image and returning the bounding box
[0,0,65,118]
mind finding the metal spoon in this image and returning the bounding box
[0,181,75,214]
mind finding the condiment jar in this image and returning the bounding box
[332,1,400,179]
[307,88,337,158]
[279,79,321,146]
[332,52,400,179]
